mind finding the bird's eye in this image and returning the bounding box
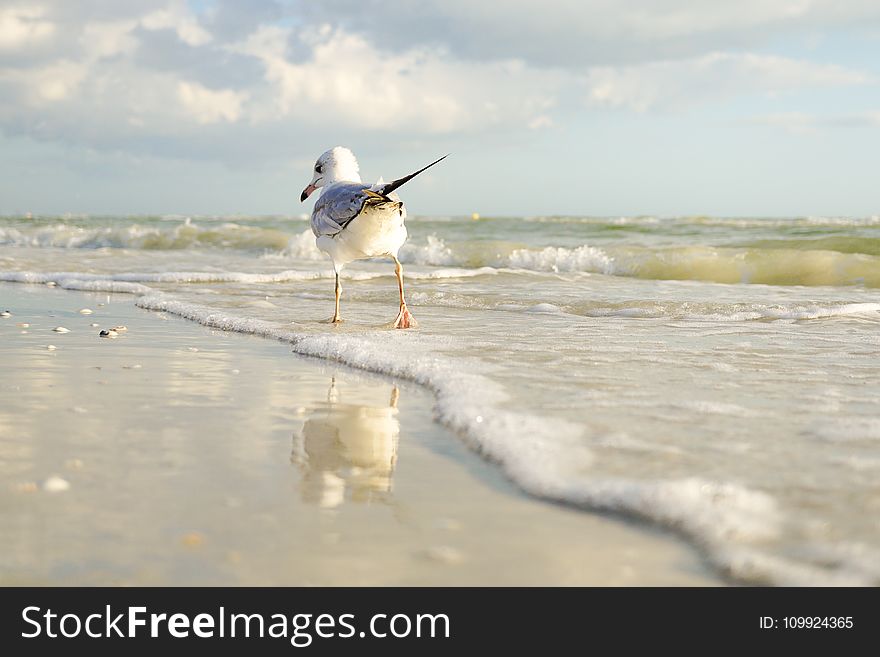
[315,164,323,174]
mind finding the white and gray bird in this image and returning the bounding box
[300,147,447,329]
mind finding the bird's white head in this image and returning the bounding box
[300,146,361,202]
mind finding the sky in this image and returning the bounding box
[0,0,879,217]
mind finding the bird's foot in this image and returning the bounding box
[392,304,418,329]
[323,315,343,325]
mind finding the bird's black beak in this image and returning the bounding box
[300,183,317,203]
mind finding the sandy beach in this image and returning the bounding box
[0,282,717,586]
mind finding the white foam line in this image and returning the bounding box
[580,302,880,322]
[0,271,156,294]
[0,267,500,288]
[407,266,498,280]
[0,269,333,285]
[764,303,880,320]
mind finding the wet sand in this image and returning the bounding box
[0,282,719,585]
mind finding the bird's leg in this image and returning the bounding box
[391,256,418,329]
[330,271,342,323]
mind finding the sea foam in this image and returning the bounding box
[0,221,292,251]
[395,235,880,288]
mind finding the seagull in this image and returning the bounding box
[300,147,448,329]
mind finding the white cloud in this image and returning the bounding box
[177,80,246,124]
[3,59,86,102]
[141,5,212,47]
[584,52,870,112]
[35,60,87,101]
[80,20,138,59]
[0,5,56,50]
[229,25,560,133]
[528,115,554,130]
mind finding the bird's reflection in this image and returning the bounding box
[292,378,400,508]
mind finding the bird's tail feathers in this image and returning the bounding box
[377,154,449,197]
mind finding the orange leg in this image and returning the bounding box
[331,272,342,323]
[392,257,417,329]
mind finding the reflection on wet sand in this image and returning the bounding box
[292,379,400,508]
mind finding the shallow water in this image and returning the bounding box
[2,213,880,584]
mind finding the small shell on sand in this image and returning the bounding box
[46,344,57,350]
[17,322,29,328]
[0,310,11,318]
[111,325,127,332]
[53,326,70,333]
[90,323,100,327]
[79,308,93,315]
[187,347,199,352]
[99,329,118,338]
[45,281,56,287]
[42,476,71,493]
[122,364,142,369]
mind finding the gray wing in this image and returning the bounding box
[310,182,370,238]
[310,182,402,238]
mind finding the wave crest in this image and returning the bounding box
[0,221,292,251]
[399,238,880,288]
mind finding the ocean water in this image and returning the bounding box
[3,213,880,585]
